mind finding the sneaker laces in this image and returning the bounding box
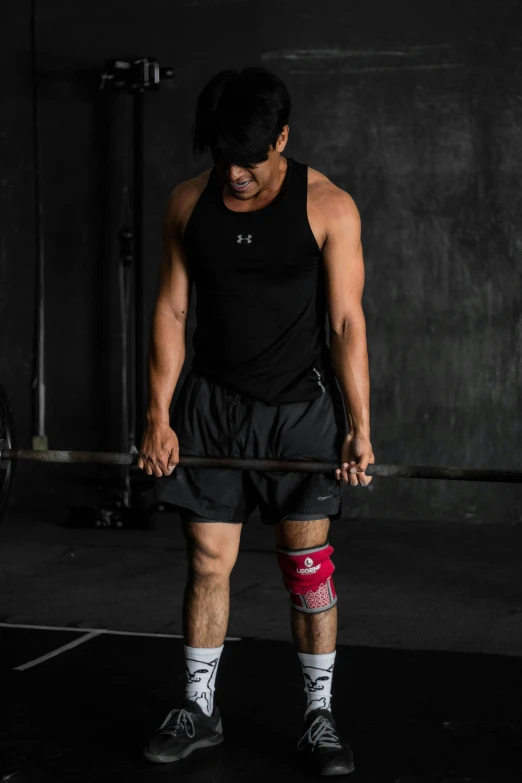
[297,714,342,751]
[158,708,196,738]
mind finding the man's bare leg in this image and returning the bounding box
[182,520,243,647]
[179,519,242,714]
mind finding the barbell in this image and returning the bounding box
[1,385,521,524]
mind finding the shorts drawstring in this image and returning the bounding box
[227,392,240,424]
[242,398,254,460]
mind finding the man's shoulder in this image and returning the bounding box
[164,169,212,229]
[306,166,358,218]
[171,169,212,206]
[307,166,331,188]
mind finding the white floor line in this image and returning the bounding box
[0,621,242,642]
[14,630,102,671]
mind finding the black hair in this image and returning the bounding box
[192,66,291,167]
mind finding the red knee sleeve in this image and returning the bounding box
[276,542,337,613]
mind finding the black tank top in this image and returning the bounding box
[184,157,335,404]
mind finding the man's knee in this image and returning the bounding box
[184,520,241,579]
[276,541,337,613]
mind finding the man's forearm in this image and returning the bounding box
[329,319,371,438]
[147,309,186,427]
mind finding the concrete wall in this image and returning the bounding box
[1,0,521,521]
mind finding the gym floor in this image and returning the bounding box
[1,507,521,781]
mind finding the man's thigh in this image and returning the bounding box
[273,517,330,549]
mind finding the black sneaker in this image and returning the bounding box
[143,700,223,763]
[297,708,354,776]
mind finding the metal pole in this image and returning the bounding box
[133,89,145,448]
[30,0,47,450]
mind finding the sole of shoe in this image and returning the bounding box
[143,733,224,764]
[320,761,355,776]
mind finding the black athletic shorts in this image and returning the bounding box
[155,369,348,525]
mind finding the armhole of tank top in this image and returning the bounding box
[303,164,323,256]
[181,172,213,243]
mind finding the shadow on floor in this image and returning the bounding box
[0,627,521,781]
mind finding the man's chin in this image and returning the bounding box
[231,190,256,201]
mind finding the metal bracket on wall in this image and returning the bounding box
[98,58,174,93]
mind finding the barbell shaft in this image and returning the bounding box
[1,448,521,483]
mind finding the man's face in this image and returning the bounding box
[211,125,289,201]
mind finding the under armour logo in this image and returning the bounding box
[237,234,252,244]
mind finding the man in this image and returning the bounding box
[138,66,375,777]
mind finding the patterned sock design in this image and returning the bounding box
[298,650,336,717]
[184,644,224,717]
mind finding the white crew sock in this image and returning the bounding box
[298,650,337,717]
[184,644,224,717]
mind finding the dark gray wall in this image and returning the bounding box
[1,0,521,521]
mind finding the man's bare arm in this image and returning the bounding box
[147,186,192,427]
[322,188,370,438]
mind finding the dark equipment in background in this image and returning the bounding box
[67,58,173,529]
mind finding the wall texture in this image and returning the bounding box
[1,0,521,521]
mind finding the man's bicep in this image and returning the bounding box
[322,191,365,333]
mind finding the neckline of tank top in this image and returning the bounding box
[214,156,294,216]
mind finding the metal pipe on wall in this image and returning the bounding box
[30,0,48,451]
